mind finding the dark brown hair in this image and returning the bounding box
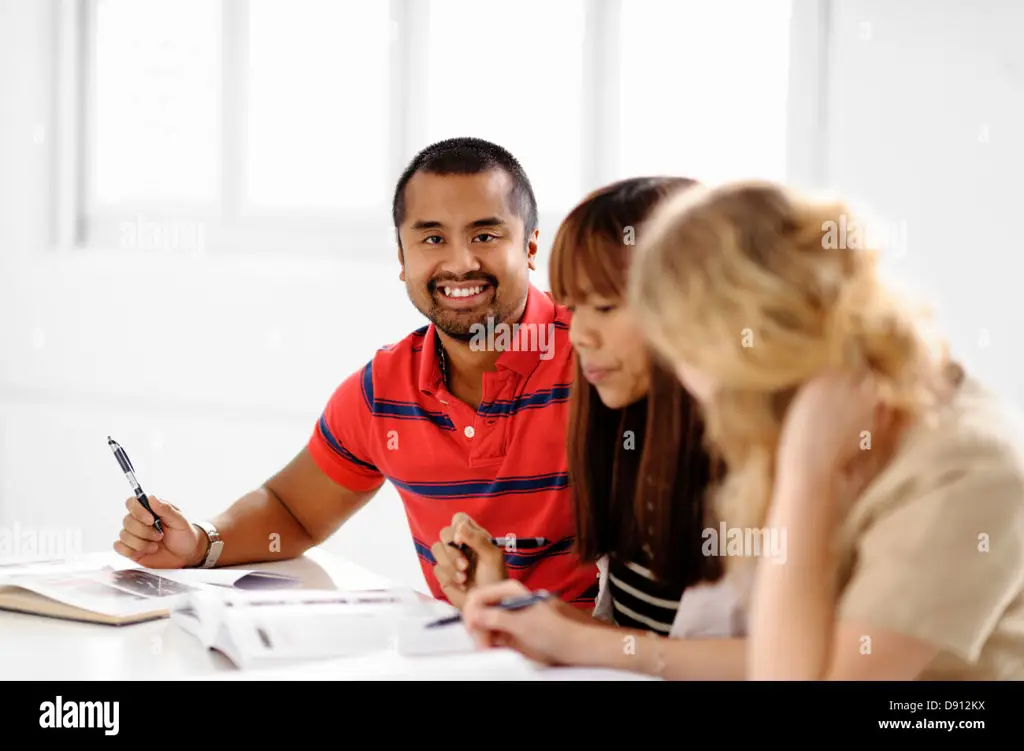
[549,176,724,590]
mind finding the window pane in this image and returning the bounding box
[92,0,221,204]
[618,0,792,185]
[244,0,392,211]
[424,0,585,212]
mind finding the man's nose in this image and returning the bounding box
[438,241,483,276]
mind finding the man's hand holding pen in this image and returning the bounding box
[114,495,205,569]
[430,512,508,609]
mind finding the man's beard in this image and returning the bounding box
[416,273,515,341]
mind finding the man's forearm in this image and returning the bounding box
[190,485,318,567]
[562,623,747,680]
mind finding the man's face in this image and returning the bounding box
[397,169,538,340]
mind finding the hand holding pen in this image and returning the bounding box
[108,436,204,567]
[425,587,557,628]
[457,580,576,667]
[431,512,513,608]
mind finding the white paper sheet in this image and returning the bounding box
[535,666,662,680]
[204,647,540,681]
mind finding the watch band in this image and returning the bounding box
[191,520,224,569]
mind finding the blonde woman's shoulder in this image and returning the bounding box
[842,368,1024,548]
[889,367,1024,487]
[835,367,1024,679]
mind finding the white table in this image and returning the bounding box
[0,549,657,681]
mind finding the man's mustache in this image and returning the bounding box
[429,274,497,292]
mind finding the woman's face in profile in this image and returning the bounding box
[567,291,651,409]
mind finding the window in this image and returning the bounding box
[74,0,795,256]
[244,0,392,211]
[92,0,221,206]
[423,0,586,213]
[617,0,792,185]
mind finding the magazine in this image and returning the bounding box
[0,561,300,625]
[0,565,200,624]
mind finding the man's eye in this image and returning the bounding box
[596,305,617,314]
[473,233,498,242]
[423,236,443,245]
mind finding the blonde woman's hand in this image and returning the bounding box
[775,370,891,489]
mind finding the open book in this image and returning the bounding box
[168,587,480,669]
[0,560,299,626]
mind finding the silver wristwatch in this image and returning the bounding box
[192,520,224,569]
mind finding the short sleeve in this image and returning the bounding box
[592,556,613,622]
[837,459,1024,662]
[306,362,386,493]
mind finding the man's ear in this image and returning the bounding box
[526,228,539,271]
[397,242,405,281]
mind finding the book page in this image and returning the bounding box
[212,589,434,665]
[226,609,397,663]
[215,587,423,610]
[150,568,299,589]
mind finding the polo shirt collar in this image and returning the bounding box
[494,283,555,377]
[418,283,555,394]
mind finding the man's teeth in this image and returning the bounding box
[442,285,485,298]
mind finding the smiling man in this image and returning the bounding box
[112,137,599,611]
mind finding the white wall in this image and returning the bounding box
[816,0,1024,408]
[2,0,1022,590]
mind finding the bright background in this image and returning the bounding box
[1,0,1021,591]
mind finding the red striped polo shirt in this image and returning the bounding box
[306,284,599,609]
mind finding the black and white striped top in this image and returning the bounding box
[607,556,686,635]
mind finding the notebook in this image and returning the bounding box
[0,561,300,626]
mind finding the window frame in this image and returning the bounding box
[52,0,815,260]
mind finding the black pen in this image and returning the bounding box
[489,536,548,549]
[107,436,162,533]
[424,589,557,629]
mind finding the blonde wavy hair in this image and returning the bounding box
[627,179,954,556]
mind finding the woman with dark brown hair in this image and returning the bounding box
[461,177,749,679]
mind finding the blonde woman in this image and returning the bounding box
[626,179,1024,681]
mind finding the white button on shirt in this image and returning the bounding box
[464,426,475,439]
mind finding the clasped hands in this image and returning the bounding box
[429,512,581,665]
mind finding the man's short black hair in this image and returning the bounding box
[392,137,539,247]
